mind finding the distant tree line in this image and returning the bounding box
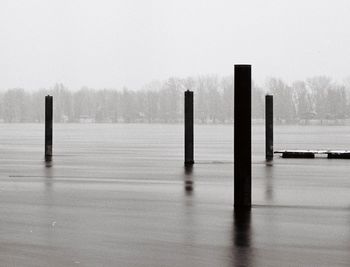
[0,75,349,124]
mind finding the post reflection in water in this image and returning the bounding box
[232,209,253,267]
[184,164,194,195]
[45,159,53,169]
[264,164,274,202]
[43,159,54,191]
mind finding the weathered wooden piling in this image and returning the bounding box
[45,95,53,161]
[265,95,273,161]
[184,90,194,165]
[234,65,251,209]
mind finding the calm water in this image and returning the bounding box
[0,124,349,266]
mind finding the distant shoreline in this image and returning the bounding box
[1,119,350,126]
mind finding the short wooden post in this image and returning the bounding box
[45,95,53,161]
[265,95,273,161]
[184,90,194,165]
[234,65,252,208]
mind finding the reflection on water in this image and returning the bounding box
[184,164,194,195]
[45,160,53,169]
[264,164,274,201]
[232,209,253,267]
[265,159,273,166]
[45,155,52,163]
[234,209,252,247]
[43,159,54,190]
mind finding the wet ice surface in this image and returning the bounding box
[0,124,350,266]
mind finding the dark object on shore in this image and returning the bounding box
[281,151,315,158]
[328,152,350,159]
[275,150,350,159]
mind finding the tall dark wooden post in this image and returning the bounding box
[234,65,251,209]
[184,90,194,165]
[45,95,53,161]
[265,95,273,161]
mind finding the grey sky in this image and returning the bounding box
[1,0,350,90]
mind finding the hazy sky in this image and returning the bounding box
[1,0,350,90]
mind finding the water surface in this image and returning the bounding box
[0,124,349,266]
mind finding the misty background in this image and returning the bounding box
[1,0,350,123]
[0,75,349,124]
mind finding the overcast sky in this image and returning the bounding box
[1,0,350,90]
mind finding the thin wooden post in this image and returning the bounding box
[45,95,53,161]
[184,90,194,165]
[265,95,273,161]
[234,65,251,208]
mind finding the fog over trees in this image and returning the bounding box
[0,75,349,124]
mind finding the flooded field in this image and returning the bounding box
[0,123,350,266]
